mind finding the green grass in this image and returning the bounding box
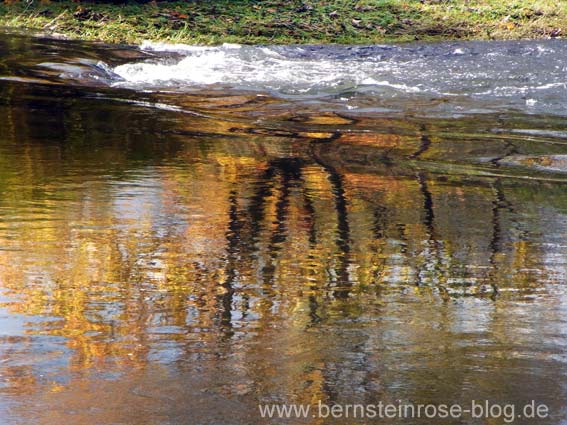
[0,0,566,45]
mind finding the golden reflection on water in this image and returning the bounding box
[2,41,567,423]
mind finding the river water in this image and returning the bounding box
[1,30,567,424]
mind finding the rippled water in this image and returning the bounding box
[2,31,567,424]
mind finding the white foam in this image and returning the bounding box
[363,79,422,93]
[112,42,416,94]
[534,82,567,90]
[114,51,232,84]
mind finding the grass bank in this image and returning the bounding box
[0,0,566,45]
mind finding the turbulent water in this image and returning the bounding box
[3,30,567,424]
[16,35,567,117]
[113,39,567,116]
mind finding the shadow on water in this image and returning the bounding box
[2,32,567,424]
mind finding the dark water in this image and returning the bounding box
[2,31,567,424]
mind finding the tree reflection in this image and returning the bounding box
[1,63,567,422]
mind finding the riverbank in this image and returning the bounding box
[0,0,565,45]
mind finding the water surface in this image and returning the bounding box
[1,31,567,424]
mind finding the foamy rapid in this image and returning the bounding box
[108,39,567,116]
[113,42,414,94]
